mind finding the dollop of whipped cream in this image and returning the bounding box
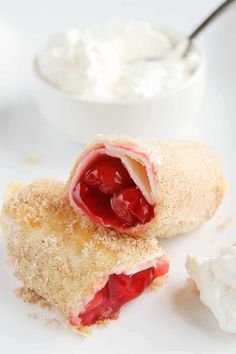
[186,244,236,334]
[37,20,201,100]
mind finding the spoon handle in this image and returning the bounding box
[189,0,236,40]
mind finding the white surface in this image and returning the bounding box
[0,0,236,353]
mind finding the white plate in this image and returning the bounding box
[0,92,235,354]
[0,4,236,351]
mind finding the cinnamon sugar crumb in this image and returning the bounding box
[73,325,92,336]
[96,320,110,328]
[24,153,41,165]
[28,313,61,328]
[217,217,233,231]
[97,312,119,327]
[42,318,61,327]
[15,287,51,309]
[28,313,39,320]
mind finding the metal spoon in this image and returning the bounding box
[183,0,236,57]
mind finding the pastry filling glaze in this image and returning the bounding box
[72,259,169,326]
[71,152,156,229]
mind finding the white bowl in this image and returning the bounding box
[33,37,206,144]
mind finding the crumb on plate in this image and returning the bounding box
[217,216,234,231]
[15,287,51,309]
[24,153,41,165]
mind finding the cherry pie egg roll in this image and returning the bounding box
[65,136,226,238]
[1,179,169,331]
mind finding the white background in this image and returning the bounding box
[0,1,235,353]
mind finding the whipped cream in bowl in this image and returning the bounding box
[34,20,206,143]
[186,243,236,334]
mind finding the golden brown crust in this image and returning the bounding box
[65,136,226,238]
[1,179,165,324]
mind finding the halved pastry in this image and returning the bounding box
[65,136,226,238]
[1,179,169,331]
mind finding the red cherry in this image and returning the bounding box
[84,157,132,194]
[131,267,155,290]
[85,286,107,312]
[109,270,152,303]
[132,194,154,224]
[73,155,155,229]
[108,274,133,302]
[78,260,169,326]
[111,187,153,226]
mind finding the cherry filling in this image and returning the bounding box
[72,155,155,229]
[78,260,169,326]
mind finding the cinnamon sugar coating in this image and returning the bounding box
[1,179,166,327]
[66,136,226,238]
